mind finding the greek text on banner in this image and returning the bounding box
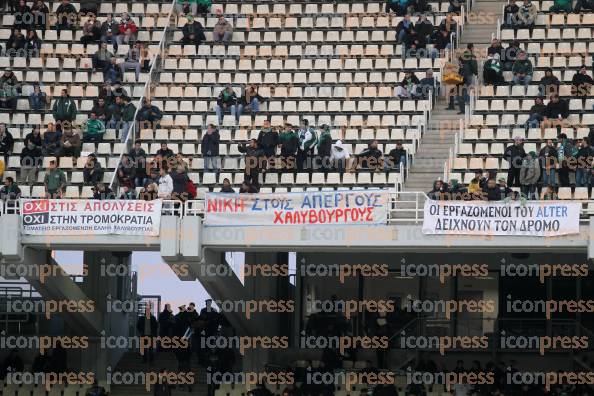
[204,190,389,226]
[21,199,162,236]
[422,200,581,236]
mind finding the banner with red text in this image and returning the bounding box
[20,199,162,236]
[204,190,389,226]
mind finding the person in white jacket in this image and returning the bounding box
[330,140,351,172]
[157,168,173,199]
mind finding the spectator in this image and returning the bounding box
[170,164,190,201]
[85,380,107,396]
[524,97,547,131]
[52,89,77,131]
[136,306,158,362]
[201,124,219,173]
[129,141,147,187]
[401,71,420,97]
[220,178,235,193]
[215,86,237,126]
[24,30,41,58]
[1,350,23,379]
[433,30,452,58]
[238,139,263,189]
[541,185,558,200]
[257,119,279,171]
[575,138,593,187]
[504,137,526,187]
[439,14,458,35]
[157,142,175,162]
[520,152,540,199]
[43,160,66,198]
[139,183,158,201]
[415,15,433,41]
[550,0,573,12]
[103,57,122,84]
[557,133,576,187]
[181,15,205,49]
[157,167,173,199]
[31,0,49,31]
[387,0,411,15]
[474,170,488,190]
[448,0,462,12]
[459,44,478,85]
[28,85,47,111]
[213,15,233,43]
[517,0,537,27]
[0,69,19,110]
[487,38,503,57]
[239,181,258,193]
[484,178,503,201]
[117,13,138,45]
[13,0,31,30]
[0,177,21,200]
[91,97,110,122]
[575,0,594,10]
[248,383,273,396]
[428,179,449,200]
[83,154,103,185]
[468,175,482,196]
[279,123,298,171]
[483,53,504,85]
[357,140,383,171]
[117,154,135,188]
[83,113,106,143]
[388,141,407,171]
[502,40,521,71]
[100,15,118,48]
[497,178,516,200]
[20,127,42,185]
[136,98,163,127]
[539,139,558,186]
[120,95,136,142]
[0,123,13,164]
[55,0,77,33]
[237,85,266,120]
[504,0,519,25]
[512,51,533,87]
[107,95,124,130]
[59,126,81,158]
[158,304,174,339]
[571,65,594,98]
[418,70,438,99]
[92,41,113,72]
[120,42,142,82]
[543,94,569,125]
[317,124,332,171]
[539,68,561,97]
[296,119,317,171]
[79,0,98,16]
[330,139,350,173]
[6,30,25,57]
[395,82,409,98]
[81,15,100,46]
[42,123,61,156]
[396,15,413,44]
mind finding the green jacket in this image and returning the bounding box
[298,127,317,152]
[512,59,533,75]
[44,169,67,192]
[52,97,77,121]
[122,103,136,122]
[85,119,105,136]
[553,0,572,6]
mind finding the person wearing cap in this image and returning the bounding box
[316,124,333,172]
[214,86,237,126]
[520,152,540,199]
[512,51,533,87]
[181,15,205,50]
[504,137,526,187]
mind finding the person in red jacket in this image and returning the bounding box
[116,12,138,45]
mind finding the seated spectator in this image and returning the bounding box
[387,0,411,15]
[512,51,533,87]
[120,42,142,82]
[181,15,205,49]
[432,30,451,58]
[497,178,516,200]
[483,178,503,201]
[83,113,106,143]
[31,0,50,31]
[79,0,98,16]
[539,68,561,97]
[24,30,41,58]
[81,16,100,46]
[156,142,175,161]
[213,15,233,43]
[483,54,504,85]
[575,0,594,10]
[92,183,113,199]
[117,13,138,45]
[571,65,594,97]
[119,96,136,142]
[517,0,537,27]
[540,185,558,200]
[387,141,407,170]
[468,176,482,196]
[92,42,113,72]
[170,164,190,201]
[215,86,237,125]
[6,29,25,57]
[396,15,413,44]
[136,98,163,128]
[28,85,47,111]
[100,15,118,49]
[448,0,462,13]
[104,57,122,83]
[520,152,540,199]
[330,139,350,173]
[0,123,14,164]
[220,178,235,193]
[487,38,503,57]
[139,183,158,201]
[539,139,558,186]
[550,0,573,12]
[158,167,173,199]
[20,127,42,185]
[83,154,103,185]
[0,177,21,200]
[239,181,258,193]
[524,97,547,130]
[415,15,433,41]
[128,141,147,187]
[428,179,449,200]
[43,160,66,198]
[237,85,266,120]
[52,89,77,131]
[0,69,19,110]
[116,154,135,188]
[439,14,458,35]
[356,140,383,171]
[418,70,438,99]
[107,95,124,129]
[504,0,519,26]
[55,0,77,33]
[395,83,409,98]
[59,127,81,158]
[119,185,136,200]
[91,97,110,123]
[401,72,420,97]
[14,0,32,30]
[42,123,61,156]
[202,124,220,172]
[543,94,569,124]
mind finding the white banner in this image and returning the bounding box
[21,199,162,236]
[204,190,390,226]
[422,200,581,236]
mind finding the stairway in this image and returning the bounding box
[460,0,504,46]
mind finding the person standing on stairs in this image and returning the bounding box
[504,137,526,187]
